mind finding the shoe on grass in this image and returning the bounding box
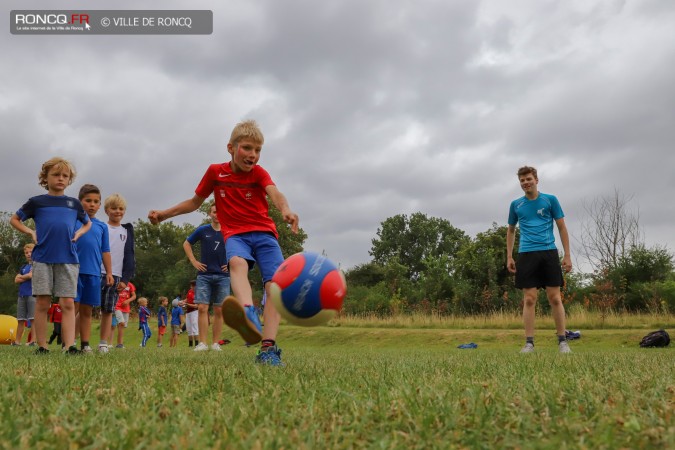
[193,342,209,352]
[255,345,285,367]
[115,344,124,349]
[98,345,109,354]
[559,341,572,354]
[35,347,50,355]
[65,345,81,355]
[210,343,222,351]
[82,346,93,354]
[520,343,535,353]
[222,296,263,345]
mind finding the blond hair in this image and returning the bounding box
[104,193,127,210]
[23,243,35,251]
[38,157,76,190]
[138,297,148,306]
[229,120,264,147]
[159,296,168,304]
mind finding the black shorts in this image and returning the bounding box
[514,250,563,289]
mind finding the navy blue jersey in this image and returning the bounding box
[157,306,168,327]
[18,263,33,297]
[171,306,183,325]
[16,194,89,264]
[186,224,228,275]
[76,217,110,275]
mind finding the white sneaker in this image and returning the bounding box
[210,343,222,351]
[98,345,109,354]
[559,341,572,354]
[82,345,93,354]
[194,342,209,352]
[520,343,535,353]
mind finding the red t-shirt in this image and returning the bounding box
[115,282,136,313]
[186,288,198,312]
[48,304,62,323]
[195,162,277,242]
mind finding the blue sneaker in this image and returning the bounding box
[222,296,263,345]
[255,345,285,367]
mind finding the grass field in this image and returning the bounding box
[1,319,673,449]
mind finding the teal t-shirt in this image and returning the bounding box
[508,193,564,253]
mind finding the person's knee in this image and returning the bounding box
[229,257,248,272]
[523,295,537,307]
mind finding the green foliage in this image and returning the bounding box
[133,220,197,303]
[370,212,468,280]
[0,212,34,313]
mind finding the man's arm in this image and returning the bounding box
[183,240,207,272]
[148,195,206,225]
[506,225,517,274]
[265,185,299,233]
[555,218,572,273]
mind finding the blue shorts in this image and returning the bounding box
[76,274,102,307]
[225,232,284,284]
[195,274,231,306]
[112,315,118,327]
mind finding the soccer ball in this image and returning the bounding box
[269,252,347,326]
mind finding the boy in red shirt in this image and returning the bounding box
[148,120,299,366]
[48,302,63,346]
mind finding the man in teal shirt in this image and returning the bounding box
[506,166,572,354]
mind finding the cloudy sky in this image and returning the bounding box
[2,0,674,272]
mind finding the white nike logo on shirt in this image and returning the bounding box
[218,173,231,178]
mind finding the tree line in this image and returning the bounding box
[1,191,673,316]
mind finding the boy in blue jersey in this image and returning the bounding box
[183,204,230,351]
[170,299,185,348]
[10,157,91,354]
[75,184,114,353]
[506,166,573,354]
[138,297,152,347]
[13,243,36,346]
[157,296,169,347]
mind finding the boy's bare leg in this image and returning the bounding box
[100,312,112,343]
[522,288,537,338]
[74,302,80,341]
[262,281,280,340]
[546,286,566,336]
[213,306,223,343]
[229,257,253,306]
[34,295,51,348]
[15,321,25,344]
[59,297,76,348]
[79,304,93,344]
[197,304,209,344]
[117,323,125,346]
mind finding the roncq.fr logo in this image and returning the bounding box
[14,13,90,26]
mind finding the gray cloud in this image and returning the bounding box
[2,0,674,271]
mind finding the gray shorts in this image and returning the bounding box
[17,295,36,321]
[115,310,130,327]
[31,262,79,298]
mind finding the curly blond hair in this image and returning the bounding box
[38,157,76,190]
[229,119,264,147]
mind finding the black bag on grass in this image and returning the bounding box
[639,329,670,348]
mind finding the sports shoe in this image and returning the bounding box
[11,342,21,346]
[210,343,222,351]
[115,344,125,349]
[27,342,37,347]
[222,296,263,345]
[65,345,82,355]
[98,345,109,354]
[559,341,572,354]
[82,346,93,354]
[157,343,163,348]
[520,343,535,353]
[255,345,285,367]
[35,347,50,355]
[194,342,209,352]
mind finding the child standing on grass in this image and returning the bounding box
[157,296,168,347]
[148,120,299,366]
[138,297,152,347]
[13,243,36,346]
[170,299,184,348]
[48,302,62,345]
[10,157,91,354]
[184,280,199,347]
[99,194,135,353]
[75,184,114,353]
